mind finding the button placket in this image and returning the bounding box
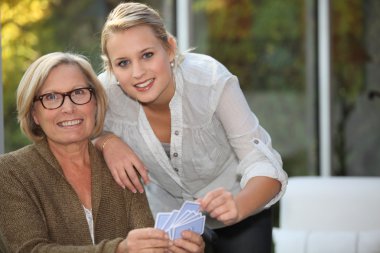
[171,148,181,173]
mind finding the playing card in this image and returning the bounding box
[161,210,179,231]
[171,215,206,240]
[176,211,201,226]
[173,201,200,225]
[154,200,205,240]
[154,212,171,229]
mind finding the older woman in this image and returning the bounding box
[0,52,204,253]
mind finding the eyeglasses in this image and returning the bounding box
[34,87,94,110]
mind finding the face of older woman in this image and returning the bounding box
[32,64,97,147]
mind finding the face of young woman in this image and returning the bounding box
[32,64,97,147]
[106,25,176,106]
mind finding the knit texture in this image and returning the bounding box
[0,139,154,253]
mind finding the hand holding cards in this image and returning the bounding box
[154,201,206,240]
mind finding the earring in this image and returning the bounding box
[170,61,175,68]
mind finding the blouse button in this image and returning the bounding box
[173,152,178,157]
[254,139,259,144]
[174,130,179,135]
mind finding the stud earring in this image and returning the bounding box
[170,61,175,68]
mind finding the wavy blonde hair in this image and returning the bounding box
[101,2,177,72]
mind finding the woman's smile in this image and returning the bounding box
[134,78,154,91]
[57,119,83,127]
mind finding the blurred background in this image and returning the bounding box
[1,0,380,226]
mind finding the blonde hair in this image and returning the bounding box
[101,2,176,72]
[17,52,108,142]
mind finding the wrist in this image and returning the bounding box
[101,134,118,152]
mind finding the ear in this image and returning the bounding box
[32,108,40,126]
[167,35,177,62]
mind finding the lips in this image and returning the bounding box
[57,119,83,127]
[134,78,154,91]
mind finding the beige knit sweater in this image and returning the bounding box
[0,139,154,253]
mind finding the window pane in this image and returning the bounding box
[331,0,380,176]
[192,0,316,177]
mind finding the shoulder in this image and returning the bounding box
[0,144,39,180]
[179,53,233,87]
[176,53,239,112]
[0,145,37,168]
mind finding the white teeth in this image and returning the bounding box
[59,119,82,127]
[135,79,153,88]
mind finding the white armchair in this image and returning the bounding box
[273,176,380,253]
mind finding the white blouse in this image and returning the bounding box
[99,53,288,228]
[82,206,94,244]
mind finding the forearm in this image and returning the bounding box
[235,176,281,221]
[92,131,117,151]
[92,131,149,191]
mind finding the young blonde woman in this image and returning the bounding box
[96,2,288,252]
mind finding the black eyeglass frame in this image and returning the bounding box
[34,87,95,110]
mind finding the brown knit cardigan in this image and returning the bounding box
[0,139,154,253]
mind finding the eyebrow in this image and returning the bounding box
[113,47,156,62]
[39,85,90,94]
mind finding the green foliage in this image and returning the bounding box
[1,0,105,151]
[194,0,257,89]
[194,0,304,92]
[2,0,54,151]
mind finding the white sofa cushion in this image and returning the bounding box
[358,230,380,253]
[273,176,380,253]
[279,177,380,230]
[273,229,380,253]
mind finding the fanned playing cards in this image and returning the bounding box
[154,200,206,240]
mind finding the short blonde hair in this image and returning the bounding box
[17,52,108,142]
[101,2,175,71]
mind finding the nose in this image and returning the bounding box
[132,61,145,79]
[60,95,75,112]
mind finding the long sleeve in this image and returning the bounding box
[215,77,287,207]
